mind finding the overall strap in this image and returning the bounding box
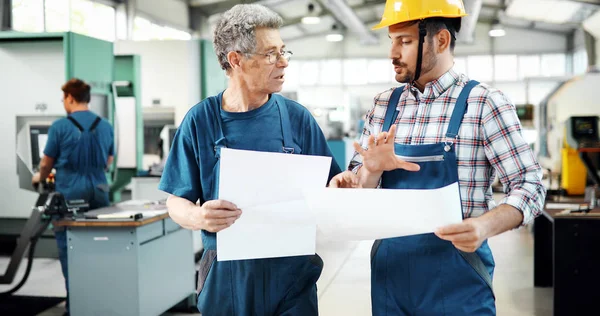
[67,116,84,131]
[212,98,227,160]
[382,86,405,133]
[445,80,479,139]
[274,94,296,154]
[89,116,102,131]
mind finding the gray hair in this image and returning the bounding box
[213,4,283,71]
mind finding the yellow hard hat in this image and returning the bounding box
[372,0,468,30]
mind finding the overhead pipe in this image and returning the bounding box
[317,0,379,45]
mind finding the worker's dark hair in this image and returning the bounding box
[62,78,91,103]
[423,17,462,53]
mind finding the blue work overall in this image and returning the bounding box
[196,95,324,316]
[371,81,496,316]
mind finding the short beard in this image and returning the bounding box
[393,41,437,83]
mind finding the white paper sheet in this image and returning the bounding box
[304,182,464,241]
[216,148,332,261]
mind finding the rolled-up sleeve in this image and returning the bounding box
[481,91,546,225]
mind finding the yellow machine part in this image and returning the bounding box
[561,148,587,195]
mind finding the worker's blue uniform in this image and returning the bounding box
[159,92,341,316]
[44,110,114,314]
[371,81,496,315]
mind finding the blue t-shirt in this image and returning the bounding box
[44,110,114,201]
[159,92,342,205]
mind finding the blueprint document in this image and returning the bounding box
[304,183,464,241]
[216,148,332,261]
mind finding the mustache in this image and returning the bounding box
[392,59,408,68]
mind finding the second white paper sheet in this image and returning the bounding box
[304,182,464,241]
[216,148,332,261]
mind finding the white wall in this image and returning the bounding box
[0,41,66,218]
[114,40,201,125]
[136,0,190,30]
[288,23,569,59]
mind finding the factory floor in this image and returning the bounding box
[0,226,552,316]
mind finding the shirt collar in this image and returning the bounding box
[408,68,460,100]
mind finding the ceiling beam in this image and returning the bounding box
[567,0,600,6]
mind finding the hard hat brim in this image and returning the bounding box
[371,13,467,31]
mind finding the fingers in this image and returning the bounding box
[435,223,472,236]
[367,135,375,149]
[376,132,387,145]
[452,243,479,253]
[204,199,240,212]
[202,200,242,221]
[353,142,366,156]
[205,209,242,219]
[341,171,359,188]
[206,223,235,233]
[329,171,360,188]
[396,159,421,172]
[329,175,342,188]
[436,232,478,243]
[388,124,397,137]
[200,200,242,232]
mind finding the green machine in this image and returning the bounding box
[112,54,144,202]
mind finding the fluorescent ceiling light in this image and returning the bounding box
[488,28,506,37]
[301,16,321,25]
[506,0,582,24]
[326,34,344,42]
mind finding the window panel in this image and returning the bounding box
[70,0,115,42]
[283,61,299,90]
[494,55,518,82]
[540,54,566,77]
[116,7,128,40]
[45,0,69,32]
[343,59,368,85]
[467,55,493,82]
[453,57,467,75]
[518,55,541,79]
[12,0,44,32]
[495,83,526,105]
[319,59,342,85]
[132,16,191,41]
[366,59,394,84]
[299,61,319,86]
[573,49,588,75]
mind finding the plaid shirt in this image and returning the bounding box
[349,68,546,225]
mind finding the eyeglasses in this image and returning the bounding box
[243,50,293,64]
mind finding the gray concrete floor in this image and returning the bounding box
[0,227,552,316]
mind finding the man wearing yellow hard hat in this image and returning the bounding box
[330,0,546,315]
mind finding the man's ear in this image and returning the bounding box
[227,51,242,70]
[436,29,451,53]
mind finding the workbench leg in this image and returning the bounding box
[533,215,553,287]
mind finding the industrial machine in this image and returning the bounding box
[15,116,63,192]
[560,116,600,198]
[0,31,113,228]
[537,70,600,204]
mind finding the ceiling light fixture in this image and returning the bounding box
[488,20,506,37]
[302,3,321,25]
[326,24,344,42]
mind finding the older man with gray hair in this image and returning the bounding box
[159,4,341,315]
